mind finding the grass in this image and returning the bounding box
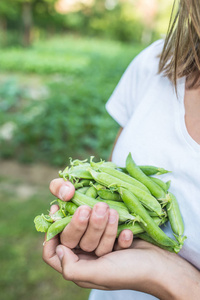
[0,169,91,300]
[0,34,144,74]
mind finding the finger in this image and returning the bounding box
[56,245,105,287]
[49,204,60,216]
[79,202,109,252]
[95,209,119,257]
[60,205,92,248]
[43,205,62,273]
[49,178,75,201]
[114,229,133,251]
[73,280,108,290]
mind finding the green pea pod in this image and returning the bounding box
[85,186,98,198]
[89,168,163,216]
[136,233,175,253]
[97,189,122,201]
[64,201,78,215]
[62,167,93,181]
[74,179,92,189]
[138,165,171,176]
[117,216,166,237]
[126,153,168,201]
[98,166,150,194]
[150,177,171,193]
[77,187,90,194]
[46,216,72,241]
[72,191,135,223]
[166,192,185,237]
[119,187,181,251]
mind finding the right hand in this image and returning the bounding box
[48,178,134,257]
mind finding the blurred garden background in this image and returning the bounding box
[0,0,173,299]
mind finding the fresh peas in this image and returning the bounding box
[98,166,150,193]
[117,216,165,237]
[77,186,90,194]
[97,189,122,201]
[149,177,171,193]
[72,191,135,223]
[138,165,171,176]
[73,179,92,189]
[46,216,72,241]
[89,168,163,216]
[64,201,78,215]
[166,192,185,238]
[119,187,180,251]
[34,154,186,253]
[85,186,98,198]
[136,233,175,253]
[126,153,167,200]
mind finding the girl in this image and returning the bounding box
[43,1,200,298]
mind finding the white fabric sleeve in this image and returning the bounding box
[105,56,140,128]
[106,40,164,127]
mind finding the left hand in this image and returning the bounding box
[43,231,200,300]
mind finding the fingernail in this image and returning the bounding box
[122,232,132,241]
[94,205,108,217]
[79,209,90,220]
[59,185,70,201]
[56,246,64,261]
[108,213,117,224]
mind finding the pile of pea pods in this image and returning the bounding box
[34,153,187,253]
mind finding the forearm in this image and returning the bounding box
[151,254,200,300]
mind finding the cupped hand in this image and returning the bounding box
[48,178,134,256]
[43,236,200,300]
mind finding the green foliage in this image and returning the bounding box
[0,35,144,166]
[0,0,174,46]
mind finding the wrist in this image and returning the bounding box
[152,253,200,300]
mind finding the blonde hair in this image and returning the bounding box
[158,0,200,89]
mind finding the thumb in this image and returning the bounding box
[55,245,97,283]
[56,245,79,265]
[49,178,75,201]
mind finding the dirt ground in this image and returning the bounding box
[0,159,59,199]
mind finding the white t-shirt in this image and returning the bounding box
[89,40,200,300]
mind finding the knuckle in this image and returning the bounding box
[104,230,116,240]
[73,217,88,230]
[63,268,75,281]
[79,242,96,253]
[91,221,105,231]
